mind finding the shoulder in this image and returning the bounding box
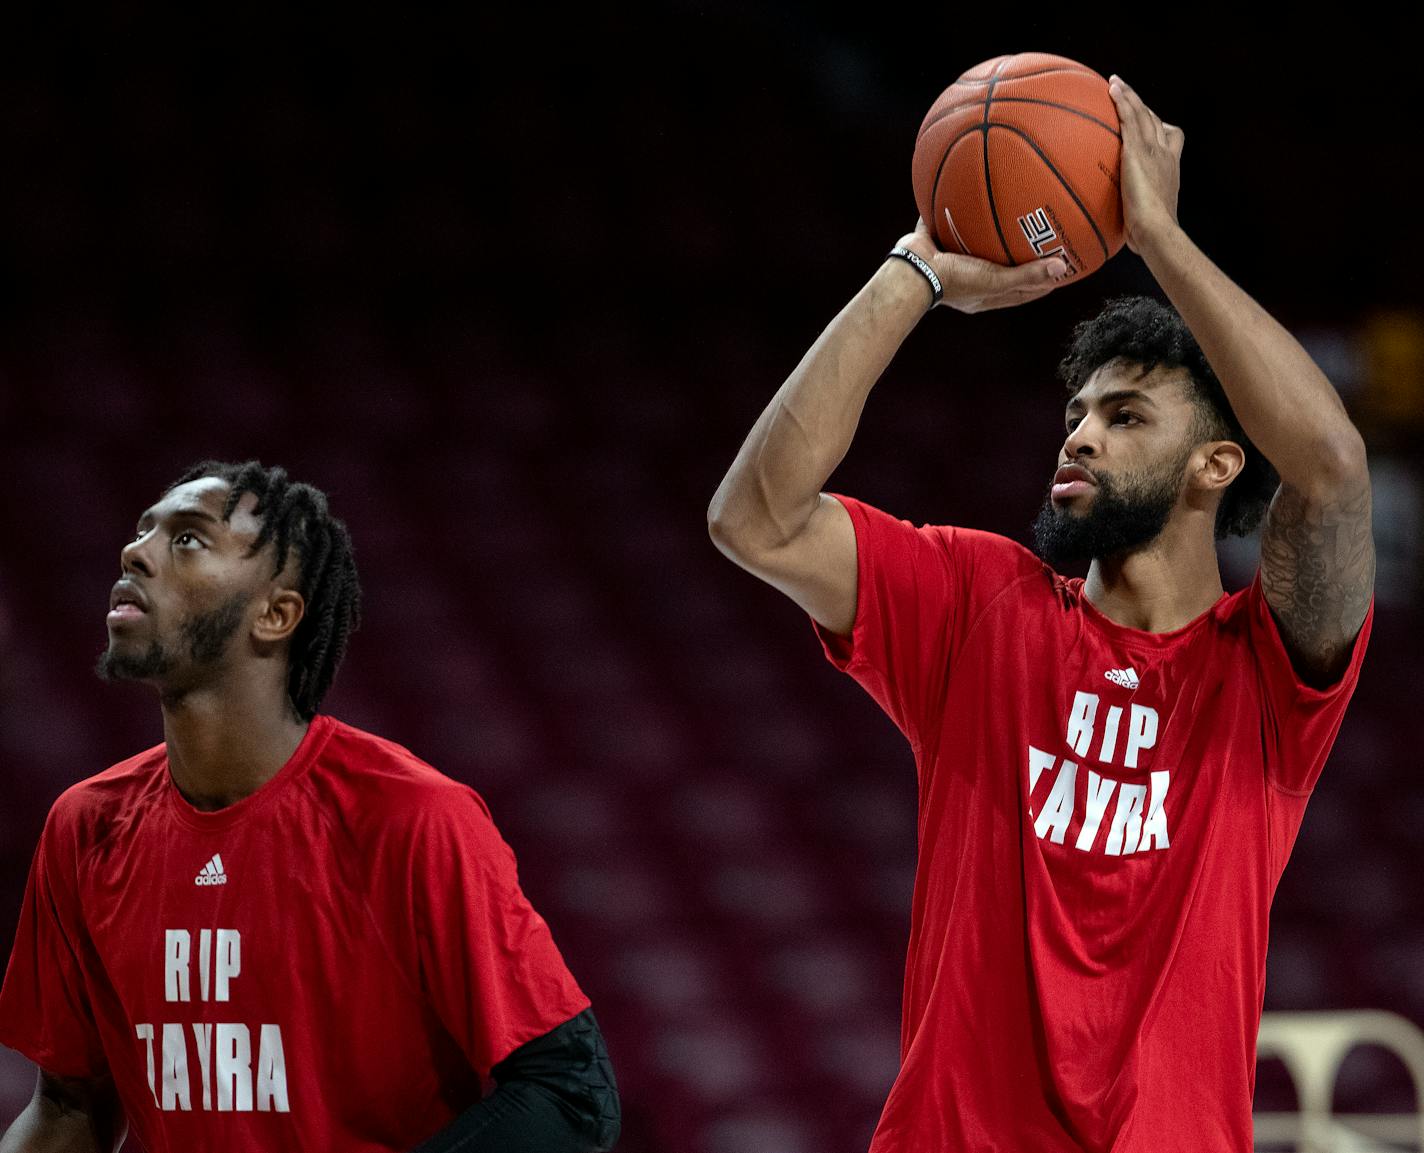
[1211,576,1263,630]
[302,715,498,843]
[829,492,1046,584]
[1205,569,1312,653]
[43,744,169,852]
[1149,572,1366,705]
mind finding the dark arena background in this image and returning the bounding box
[1,9,1420,1152]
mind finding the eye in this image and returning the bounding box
[174,531,204,549]
[1065,416,1082,432]
[1112,410,1141,425]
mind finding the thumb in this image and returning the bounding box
[932,251,1068,297]
[994,256,1067,288]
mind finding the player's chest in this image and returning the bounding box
[947,620,1266,857]
[77,819,414,1021]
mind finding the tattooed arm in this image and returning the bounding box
[1257,480,1374,687]
[1106,76,1374,687]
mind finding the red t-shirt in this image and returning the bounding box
[811,494,1374,1153]
[0,714,590,1152]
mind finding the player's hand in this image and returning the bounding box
[895,218,1066,314]
[1107,75,1184,254]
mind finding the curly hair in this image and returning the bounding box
[1056,295,1278,538]
[164,460,362,720]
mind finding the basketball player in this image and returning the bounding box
[708,75,1374,1151]
[0,461,620,1152]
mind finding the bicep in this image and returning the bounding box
[721,492,858,636]
[1259,472,1375,688]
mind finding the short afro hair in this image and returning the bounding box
[1056,294,1278,538]
[164,460,361,720]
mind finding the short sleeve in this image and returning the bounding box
[412,787,591,1078]
[0,813,108,1079]
[1247,568,1375,794]
[810,493,1039,750]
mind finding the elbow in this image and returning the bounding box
[1278,427,1369,500]
[708,515,757,571]
[706,488,751,562]
[1332,427,1368,478]
[708,471,809,568]
[706,491,726,540]
[1314,427,1370,492]
[706,502,734,551]
[708,501,778,571]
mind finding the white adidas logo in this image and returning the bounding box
[194,854,228,887]
[1104,667,1140,690]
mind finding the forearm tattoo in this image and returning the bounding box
[1259,480,1375,688]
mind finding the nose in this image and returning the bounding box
[1062,415,1101,461]
[121,532,156,578]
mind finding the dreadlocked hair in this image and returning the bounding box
[1056,294,1279,539]
[165,459,362,720]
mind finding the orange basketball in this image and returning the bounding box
[912,53,1125,281]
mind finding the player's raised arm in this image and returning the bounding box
[0,1070,125,1153]
[1107,75,1374,686]
[707,220,1065,635]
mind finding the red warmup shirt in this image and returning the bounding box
[811,494,1374,1153]
[0,714,590,1152]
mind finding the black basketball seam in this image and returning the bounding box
[987,122,1110,260]
[943,65,1097,88]
[928,125,985,253]
[917,97,1122,144]
[983,61,1015,264]
[926,121,1113,264]
[917,65,1099,140]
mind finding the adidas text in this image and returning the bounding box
[195,854,228,887]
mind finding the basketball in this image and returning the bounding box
[912,52,1125,281]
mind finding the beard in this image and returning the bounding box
[1031,453,1189,567]
[95,593,249,684]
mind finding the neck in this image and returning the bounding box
[159,672,309,811]
[1083,514,1224,633]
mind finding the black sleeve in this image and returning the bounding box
[411,1007,620,1153]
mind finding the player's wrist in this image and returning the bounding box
[880,247,941,311]
[886,244,943,306]
[1127,212,1183,260]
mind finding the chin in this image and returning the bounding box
[95,640,175,683]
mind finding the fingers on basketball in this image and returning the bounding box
[976,262,1063,311]
[1109,77,1156,142]
[997,257,1066,291]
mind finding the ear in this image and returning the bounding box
[252,587,306,645]
[1191,440,1245,493]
